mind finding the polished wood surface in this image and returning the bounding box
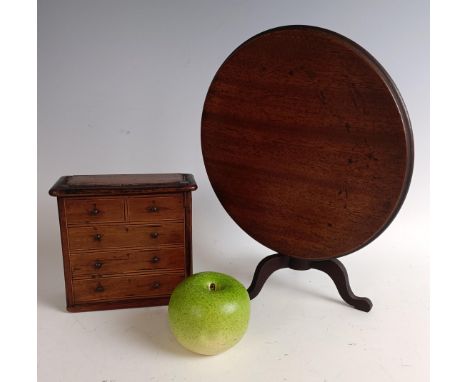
[127,195,184,221]
[247,253,372,311]
[64,197,125,224]
[49,173,197,196]
[69,247,185,278]
[65,296,171,313]
[67,222,185,251]
[73,273,185,303]
[201,26,413,260]
[49,174,196,312]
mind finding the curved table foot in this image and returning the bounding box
[309,258,373,312]
[247,254,289,299]
[247,254,372,312]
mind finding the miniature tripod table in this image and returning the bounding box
[201,26,413,312]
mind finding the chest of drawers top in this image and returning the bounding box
[49,173,197,312]
[49,173,197,197]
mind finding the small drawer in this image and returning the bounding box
[73,273,185,303]
[127,195,184,222]
[65,198,125,225]
[70,247,185,278]
[67,222,185,251]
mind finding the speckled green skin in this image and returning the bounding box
[168,272,250,355]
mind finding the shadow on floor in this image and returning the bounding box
[122,307,202,358]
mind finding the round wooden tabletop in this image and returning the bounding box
[201,26,413,260]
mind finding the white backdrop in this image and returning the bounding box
[38,1,429,381]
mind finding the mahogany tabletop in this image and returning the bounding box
[201,26,413,260]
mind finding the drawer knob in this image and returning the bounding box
[90,208,100,216]
[152,282,160,289]
[95,284,105,292]
[94,233,102,241]
[150,232,159,239]
[148,206,159,213]
[151,256,160,263]
[94,261,103,269]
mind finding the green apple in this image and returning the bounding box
[168,271,250,355]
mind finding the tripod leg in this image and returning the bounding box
[310,258,372,312]
[247,254,290,299]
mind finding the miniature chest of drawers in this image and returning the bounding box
[49,173,197,312]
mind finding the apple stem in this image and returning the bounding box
[209,283,216,291]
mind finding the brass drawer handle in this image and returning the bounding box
[94,260,103,269]
[150,232,159,239]
[94,233,102,241]
[148,206,159,213]
[152,282,160,289]
[95,284,105,292]
[151,256,160,263]
[90,208,100,216]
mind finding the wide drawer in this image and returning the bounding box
[73,273,185,303]
[127,195,184,222]
[65,198,125,225]
[70,247,185,278]
[68,222,185,251]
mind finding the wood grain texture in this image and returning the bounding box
[184,192,193,276]
[67,222,185,251]
[56,197,75,307]
[127,194,184,222]
[49,173,197,196]
[201,26,413,260]
[73,272,185,303]
[65,197,125,225]
[69,247,185,278]
[50,173,196,312]
[65,296,171,312]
